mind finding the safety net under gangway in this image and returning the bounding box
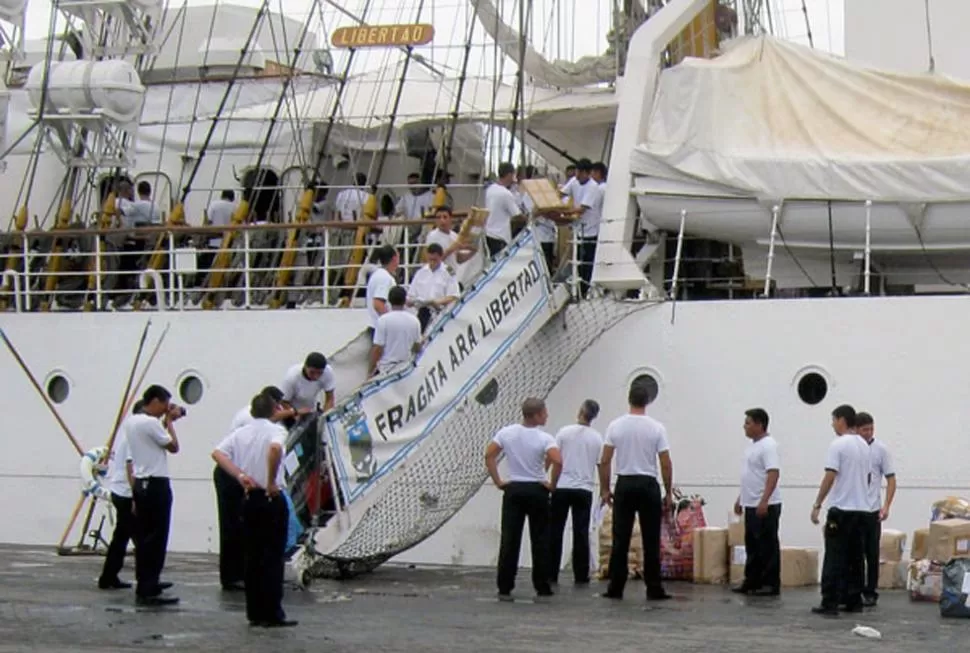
[283,230,659,579]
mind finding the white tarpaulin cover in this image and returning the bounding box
[630,36,970,202]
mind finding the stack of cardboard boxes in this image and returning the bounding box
[877,529,907,589]
[909,517,970,601]
[692,520,820,587]
[596,507,644,580]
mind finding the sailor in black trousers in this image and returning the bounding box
[856,411,896,607]
[810,404,872,616]
[598,382,673,602]
[732,408,782,596]
[214,385,293,591]
[548,399,604,585]
[485,397,562,602]
[214,393,297,628]
[98,400,144,590]
[127,385,183,606]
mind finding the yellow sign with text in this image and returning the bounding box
[331,24,435,49]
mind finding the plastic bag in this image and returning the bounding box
[931,496,970,522]
[661,490,708,581]
[940,558,970,618]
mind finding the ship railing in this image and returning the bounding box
[0,219,584,312]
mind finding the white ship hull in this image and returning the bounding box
[2,293,964,567]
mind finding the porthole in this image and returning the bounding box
[178,374,204,405]
[46,374,70,404]
[630,373,660,406]
[797,372,828,405]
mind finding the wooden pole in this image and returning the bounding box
[56,495,86,552]
[105,322,170,452]
[104,320,152,453]
[0,328,83,456]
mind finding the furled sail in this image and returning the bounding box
[469,0,618,88]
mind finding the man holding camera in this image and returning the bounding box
[127,384,183,606]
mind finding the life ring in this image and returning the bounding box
[79,446,111,501]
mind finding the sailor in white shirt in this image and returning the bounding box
[485,397,562,601]
[365,245,400,338]
[98,399,144,591]
[204,189,236,252]
[558,164,577,200]
[280,353,336,414]
[127,384,183,605]
[856,411,897,606]
[572,161,607,298]
[732,408,782,596]
[369,286,423,376]
[598,382,674,602]
[810,404,872,615]
[118,180,162,227]
[424,206,476,272]
[548,399,603,586]
[331,173,370,276]
[212,393,297,628]
[407,243,461,333]
[483,162,524,259]
[396,172,434,255]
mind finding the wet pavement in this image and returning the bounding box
[0,544,964,652]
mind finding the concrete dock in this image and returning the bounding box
[0,544,964,652]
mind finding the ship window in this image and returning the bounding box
[797,372,827,405]
[178,374,204,405]
[631,373,659,405]
[47,375,70,404]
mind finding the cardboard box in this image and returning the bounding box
[692,527,728,584]
[781,547,819,587]
[730,563,745,585]
[908,559,943,602]
[912,528,929,560]
[596,506,643,580]
[728,521,745,547]
[927,518,970,562]
[878,560,906,590]
[879,529,906,562]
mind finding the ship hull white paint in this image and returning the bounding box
[2,295,967,568]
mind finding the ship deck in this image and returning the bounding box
[0,544,962,652]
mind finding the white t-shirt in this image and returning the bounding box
[207,198,235,227]
[230,405,254,432]
[491,424,557,483]
[577,181,604,238]
[565,178,589,208]
[105,428,133,498]
[374,310,422,372]
[560,176,577,201]
[604,413,670,477]
[425,228,460,269]
[867,438,896,512]
[118,198,162,227]
[555,424,604,492]
[739,435,782,508]
[396,191,433,219]
[824,433,872,511]
[126,414,173,479]
[334,188,368,222]
[408,264,460,306]
[484,182,521,244]
[215,418,287,488]
[280,363,336,412]
[366,267,396,330]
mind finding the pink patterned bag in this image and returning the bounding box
[660,490,708,581]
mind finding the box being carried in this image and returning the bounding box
[927,518,970,562]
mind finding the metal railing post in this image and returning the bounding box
[764,205,781,298]
[243,230,252,309]
[22,235,31,310]
[138,270,166,311]
[670,209,688,300]
[864,199,872,296]
[167,232,176,308]
[94,236,103,311]
[322,228,330,307]
[2,270,21,312]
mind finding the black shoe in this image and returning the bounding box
[811,605,839,616]
[574,578,591,585]
[98,578,132,590]
[497,593,514,602]
[647,590,673,601]
[841,603,864,613]
[731,585,753,595]
[861,595,877,607]
[751,587,780,597]
[136,595,180,606]
[262,619,298,628]
[158,582,173,591]
[600,591,622,600]
[222,581,245,592]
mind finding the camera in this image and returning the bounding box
[172,404,187,418]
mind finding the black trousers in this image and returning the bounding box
[243,490,288,624]
[496,482,552,595]
[607,475,664,596]
[486,236,507,259]
[742,504,782,590]
[214,466,245,587]
[132,477,172,598]
[820,507,865,609]
[540,241,555,272]
[577,237,597,297]
[99,493,133,584]
[861,510,881,600]
[417,306,433,333]
[548,488,593,583]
